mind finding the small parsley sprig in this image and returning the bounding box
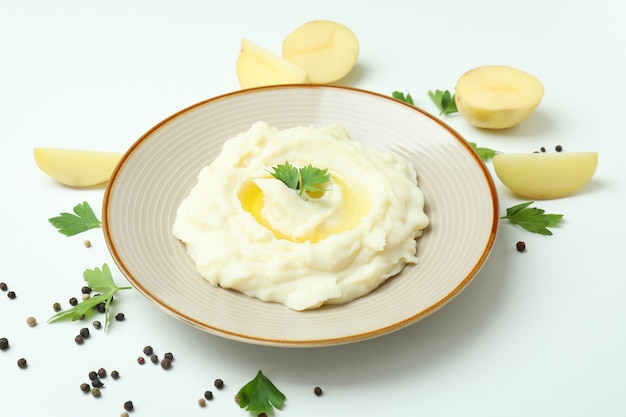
[468,142,499,162]
[502,202,563,236]
[48,201,102,236]
[48,263,132,331]
[269,161,331,199]
[392,90,414,105]
[428,89,458,115]
[236,370,286,415]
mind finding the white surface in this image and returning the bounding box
[1,0,624,416]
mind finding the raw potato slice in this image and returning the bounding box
[282,20,359,84]
[492,152,598,199]
[455,65,544,129]
[236,39,309,89]
[34,147,122,187]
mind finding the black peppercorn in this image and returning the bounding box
[91,378,104,388]
[80,327,90,339]
[164,352,174,361]
[160,357,172,370]
[540,146,546,152]
[214,378,224,389]
[111,370,120,379]
[80,383,90,393]
[314,386,323,396]
[98,368,107,378]
[0,282,7,291]
[516,241,526,252]
[258,413,267,417]
[53,302,62,312]
[95,301,106,313]
[143,345,153,355]
[81,286,92,294]
[75,335,85,345]
[123,400,134,411]
[115,312,125,321]
[69,296,78,306]
[89,371,98,380]
[7,291,16,300]
[92,320,102,330]
[0,337,9,350]
[17,358,27,369]
[555,145,563,152]
[204,390,213,400]
[150,354,158,364]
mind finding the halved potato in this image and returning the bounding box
[455,65,544,129]
[282,20,359,84]
[34,147,122,187]
[492,152,598,199]
[236,39,309,89]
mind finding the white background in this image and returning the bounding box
[1,1,624,416]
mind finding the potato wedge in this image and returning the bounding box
[455,65,544,129]
[34,147,122,187]
[493,152,598,199]
[236,39,309,89]
[282,20,359,84]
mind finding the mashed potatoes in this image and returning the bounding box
[173,121,429,310]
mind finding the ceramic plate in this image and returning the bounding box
[103,85,498,347]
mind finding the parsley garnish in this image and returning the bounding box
[392,90,414,105]
[269,161,331,199]
[502,202,563,236]
[236,370,286,415]
[468,142,499,162]
[428,89,458,115]
[48,201,102,236]
[48,263,132,331]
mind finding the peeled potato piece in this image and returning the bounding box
[236,39,309,89]
[492,152,598,199]
[282,20,359,84]
[455,65,544,129]
[34,147,122,187]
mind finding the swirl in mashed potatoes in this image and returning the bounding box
[173,121,429,310]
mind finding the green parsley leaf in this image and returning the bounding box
[236,370,286,415]
[269,161,331,199]
[501,202,563,236]
[428,89,458,115]
[392,90,414,105]
[48,201,102,236]
[468,142,499,162]
[48,263,132,331]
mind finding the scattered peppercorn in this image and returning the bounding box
[115,313,125,321]
[89,371,98,381]
[516,241,526,252]
[123,400,134,411]
[81,286,92,294]
[214,378,224,389]
[314,386,323,396]
[26,316,37,327]
[75,335,85,345]
[17,358,27,369]
[198,398,206,408]
[0,282,7,291]
[92,320,102,330]
[91,388,101,398]
[7,291,16,300]
[111,370,120,380]
[53,302,62,312]
[120,413,129,417]
[91,378,104,388]
[95,301,106,313]
[258,413,268,417]
[540,146,546,152]
[164,352,174,361]
[204,390,213,400]
[142,345,153,356]
[150,354,158,364]
[160,357,172,370]
[83,239,92,248]
[80,383,91,393]
[98,368,107,378]
[555,145,563,152]
[82,293,90,301]
[137,357,145,365]
[69,297,78,306]
[0,337,9,350]
[80,327,90,339]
